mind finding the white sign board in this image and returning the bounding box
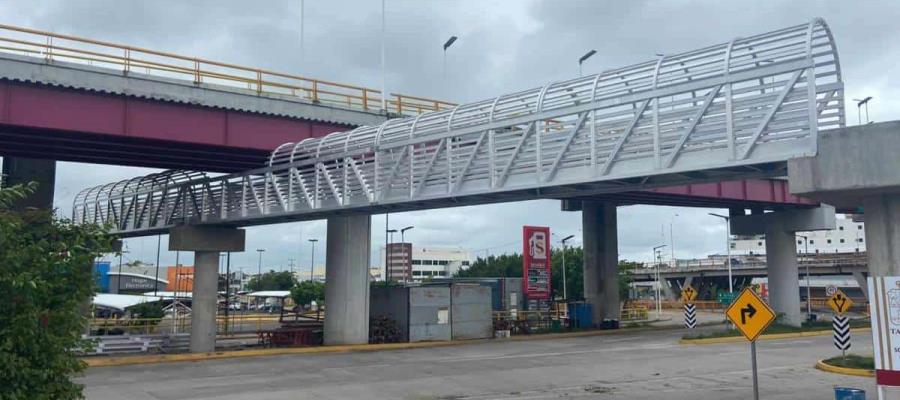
[868,276,900,387]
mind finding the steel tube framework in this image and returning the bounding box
[74,19,843,236]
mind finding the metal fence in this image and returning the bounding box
[0,23,454,116]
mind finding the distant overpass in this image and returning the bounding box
[0,24,453,171]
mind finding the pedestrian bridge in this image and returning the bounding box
[73,19,844,236]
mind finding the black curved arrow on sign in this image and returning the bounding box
[740,304,757,325]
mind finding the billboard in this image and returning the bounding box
[522,226,551,301]
[166,266,194,292]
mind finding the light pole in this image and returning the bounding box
[709,213,734,296]
[670,213,679,265]
[797,234,811,320]
[401,226,414,279]
[308,239,318,281]
[116,244,128,294]
[852,96,872,125]
[443,35,458,82]
[256,248,265,288]
[561,234,575,300]
[387,229,397,280]
[578,49,596,77]
[652,244,667,319]
[380,0,387,112]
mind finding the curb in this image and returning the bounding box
[815,359,875,377]
[83,324,684,368]
[679,327,870,345]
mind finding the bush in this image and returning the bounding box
[0,182,114,399]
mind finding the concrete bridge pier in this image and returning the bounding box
[577,201,620,326]
[731,206,835,327]
[1,156,56,211]
[324,214,371,345]
[169,226,245,353]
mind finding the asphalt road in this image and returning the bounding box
[81,325,881,399]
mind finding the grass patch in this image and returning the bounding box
[682,318,869,340]
[823,354,874,370]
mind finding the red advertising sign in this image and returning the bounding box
[523,226,551,300]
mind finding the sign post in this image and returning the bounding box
[681,284,698,329]
[725,287,776,400]
[826,289,854,357]
[867,276,900,400]
[522,226,551,311]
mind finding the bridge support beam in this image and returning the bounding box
[732,205,835,327]
[581,201,619,326]
[324,214,371,345]
[169,226,246,353]
[1,156,56,211]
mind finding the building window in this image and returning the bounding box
[462,261,470,266]
[809,240,814,244]
[839,226,844,231]
[757,242,762,247]
[827,239,832,244]
[858,225,863,230]
[730,243,736,249]
[412,259,422,265]
[797,240,802,245]
[858,238,864,243]
[424,260,434,265]
[839,239,845,243]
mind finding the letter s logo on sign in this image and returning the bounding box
[529,231,547,260]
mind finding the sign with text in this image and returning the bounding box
[522,226,551,301]
[725,287,776,342]
[868,276,900,387]
[166,266,194,292]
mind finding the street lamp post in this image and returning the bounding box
[308,239,318,281]
[255,248,265,311]
[652,244,667,319]
[443,36,458,82]
[852,96,873,125]
[561,234,575,300]
[387,229,397,280]
[709,213,734,295]
[797,234,811,320]
[578,49,596,77]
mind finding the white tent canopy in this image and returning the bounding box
[93,293,162,311]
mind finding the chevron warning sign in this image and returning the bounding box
[684,303,697,329]
[833,315,851,352]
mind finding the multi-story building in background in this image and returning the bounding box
[730,216,866,255]
[380,244,473,282]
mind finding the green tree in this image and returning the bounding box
[0,182,114,399]
[247,270,296,291]
[290,281,325,307]
[455,253,523,278]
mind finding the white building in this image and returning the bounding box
[730,216,866,255]
[380,245,472,281]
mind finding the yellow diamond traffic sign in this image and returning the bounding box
[681,284,698,302]
[826,289,854,315]
[725,287,776,342]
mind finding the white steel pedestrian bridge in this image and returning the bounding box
[74,19,844,236]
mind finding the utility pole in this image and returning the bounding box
[308,239,318,281]
[401,226,414,279]
[652,244,667,319]
[709,213,734,295]
[797,234,811,321]
[561,235,575,300]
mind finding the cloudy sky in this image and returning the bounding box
[2,0,896,275]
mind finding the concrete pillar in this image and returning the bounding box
[764,224,802,327]
[324,214,371,345]
[1,157,56,210]
[863,194,900,277]
[582,201,619,325]
[168,226,245,353]
[190,251,219,353]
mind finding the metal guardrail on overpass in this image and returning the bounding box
[73,19,845,236]
[0,23,455,116]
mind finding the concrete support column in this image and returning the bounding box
[324,214,371,345]
[582,201,619,326]
[863,194,900,277]
[168,226,245,353]
[190,251,219,353]
[764,225,802,327]
[1,157,56,211]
